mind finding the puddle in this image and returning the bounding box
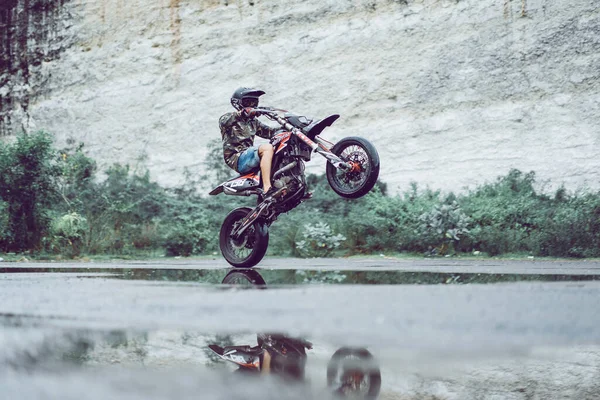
[2,266,600,399]
[1,266,599,285]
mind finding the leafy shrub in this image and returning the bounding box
[0,131,59,252]
[0,200,9,244]
[268,212,307,256]
[163,213,212,257]
[296,222,346,258]
[131,222,161,250]
[2,130,599,261]
[87,164,168,254]
[343,184,441,253]
[529,192,600,258]
[56,143,97,207]
[418,201,470,252]
[47,212,88,258]
[460,169,543,255]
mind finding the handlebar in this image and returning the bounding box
[252,107,305,136]
[253,107,279,118]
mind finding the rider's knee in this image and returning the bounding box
[259,143,274,156]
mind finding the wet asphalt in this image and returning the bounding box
[1,259,600,399]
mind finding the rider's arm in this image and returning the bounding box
[255,120,278,140]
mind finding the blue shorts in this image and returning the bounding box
[237,146,260,173]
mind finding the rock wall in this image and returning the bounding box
[0,0,74,136]
[1,0,599,192]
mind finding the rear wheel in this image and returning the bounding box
[326,137,380,199]
[327,347,381,400]
[219,207,269,268]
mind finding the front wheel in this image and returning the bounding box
[219,207,269,268]
[326,137,380,199]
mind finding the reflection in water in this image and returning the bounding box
[0,269,381,399]
[2,268,600,399]
[222,269,267,286]
[215,269,381,399]
[3,266,599,285]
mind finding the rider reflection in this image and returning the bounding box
[215,269,381,398]
[220,269,309,380]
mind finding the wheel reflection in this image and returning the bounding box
[221,269,267,287]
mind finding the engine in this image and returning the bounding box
[271,156,306,213]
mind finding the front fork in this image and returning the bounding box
[294,130,351,171]
[316,146,350,170]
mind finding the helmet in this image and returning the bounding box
[231,87,265,111]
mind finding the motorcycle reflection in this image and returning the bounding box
[209,269,382,399]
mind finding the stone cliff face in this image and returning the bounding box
[0,0,73,136]
[1,0,599,192]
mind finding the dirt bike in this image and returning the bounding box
[210,107,380,268]
[210,269,382,399]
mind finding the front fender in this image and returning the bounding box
[304,114,340,139]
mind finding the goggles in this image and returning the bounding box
[241,97,259,108]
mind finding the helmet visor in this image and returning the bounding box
[241,97,259,108]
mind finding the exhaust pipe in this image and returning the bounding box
[223,187,260,196]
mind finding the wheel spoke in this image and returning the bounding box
[333,144,371,191]
[225,219,256,262]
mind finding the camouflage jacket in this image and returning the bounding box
[219,112,278,172]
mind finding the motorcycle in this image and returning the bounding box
[208,334,312,381]
[209,269,382,399]
[209,107,380,268]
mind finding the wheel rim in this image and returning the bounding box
[332,144,372,193]
[342,371,370,398]
[224,220,257,262]
[331,354,374,398]
[225,274,254,286]
[338,369,371,397]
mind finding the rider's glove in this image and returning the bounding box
[240,107,259,119]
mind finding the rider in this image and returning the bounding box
[219,87,279,199]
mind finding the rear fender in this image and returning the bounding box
[209,172,261,196]
[209,185,224,195]
[209,346,261,370]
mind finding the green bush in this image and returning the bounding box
[0,200,9,243]
[343,184,441,253]
[82,164,168,254]
[268,212,308,256]
[529,192,600,258]
[418,201,470,253]
[460,170,544,255]
[163,213,212,257]
[0,131,59,252]
[47,212,88,258]
[296,222,346,258]
[2,130,599,260]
